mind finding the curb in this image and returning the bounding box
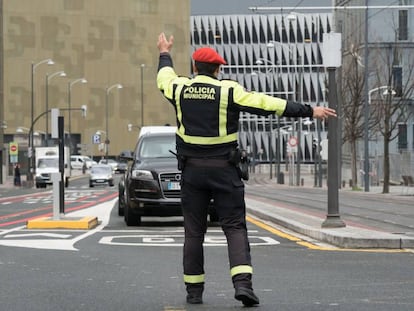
[245,197,414,249]
[26,216,98,230]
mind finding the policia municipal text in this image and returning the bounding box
[157,33,337,307]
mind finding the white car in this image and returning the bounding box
[71,155,97,169]
[89,164,114,187]
[98,159,118,172]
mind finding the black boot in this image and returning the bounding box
[235,287,260,307]
[186,283,204,304]
[233,273,259,307]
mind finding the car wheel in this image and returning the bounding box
[118,192,125,216]
[125,204,141,226]
[89,183,94,188]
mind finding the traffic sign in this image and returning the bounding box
[288,136,298,147]
[9,142,18,156]
[288,136,298,153]
[92,134,101,144]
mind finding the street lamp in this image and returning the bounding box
[270,34,304,187]
[28,58,54,181]
[16,126,30,134]
[266,41,295,184]
[140,64,145,127]
[254,60,277,180]
[46,71,66,144]
[105,83,123,159]
[68,78,87,156]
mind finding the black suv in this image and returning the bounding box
[118,129,217,226]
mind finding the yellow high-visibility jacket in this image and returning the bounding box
[157,53,313,157]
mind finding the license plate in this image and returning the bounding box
[96,179,105,183]
[167,181,181,190]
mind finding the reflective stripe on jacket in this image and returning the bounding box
[157,65,287,146]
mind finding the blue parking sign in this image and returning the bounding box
[92,134,101,144]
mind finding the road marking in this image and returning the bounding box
[5,233,72,239]
[99,234,279,247]
[0,198,116,251]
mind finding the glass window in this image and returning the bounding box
[398,123,408,150]
[398,10,408,40]
[392,66,403,97]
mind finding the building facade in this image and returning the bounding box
[191,1,414,184]
[191,13,333,169]
[336,0,414,183]
[1,0,190,175]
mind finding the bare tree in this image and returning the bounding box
[370,43,414,193]
[341,44,367,190]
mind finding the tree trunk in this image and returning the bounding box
[351,140,358,189]
[382,135,390,194]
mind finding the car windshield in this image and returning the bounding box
[91,166,111,174]
[138,136,176,159]
[38,158,59,168]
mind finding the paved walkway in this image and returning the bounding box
[245,171,414,249]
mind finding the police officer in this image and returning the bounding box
[157,33,336,306]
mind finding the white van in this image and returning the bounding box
[138,126,177,138]
[70,155,97,170]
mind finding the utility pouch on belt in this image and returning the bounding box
[177,155,187,171]
[170,150,187,171]
[229,149,249,181]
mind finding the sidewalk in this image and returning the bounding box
[245,172,414,249]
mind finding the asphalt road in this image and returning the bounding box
[0,175,413,311]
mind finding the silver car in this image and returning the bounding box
[89,164,114,187]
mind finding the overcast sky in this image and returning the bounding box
[191,0,333,15]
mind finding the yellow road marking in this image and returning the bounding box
[246,215,409,253]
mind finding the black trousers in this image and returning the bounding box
[181,162,252,288]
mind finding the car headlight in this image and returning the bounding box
[132,169,154,179]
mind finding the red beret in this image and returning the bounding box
[192,47,227,65]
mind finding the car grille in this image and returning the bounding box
[40,173,51,179]
[159,172,181,199]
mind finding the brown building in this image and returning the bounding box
[1,0,190,175]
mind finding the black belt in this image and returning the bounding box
[186,158,231,168]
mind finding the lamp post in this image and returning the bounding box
[140,64,145,127]
[68,78,87,176]
[105,83,123,159]
[28,58,54,181]
[46,71,66,144]
[266,40,295,184]
[68,78,87,152]
[255,59,277,179]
